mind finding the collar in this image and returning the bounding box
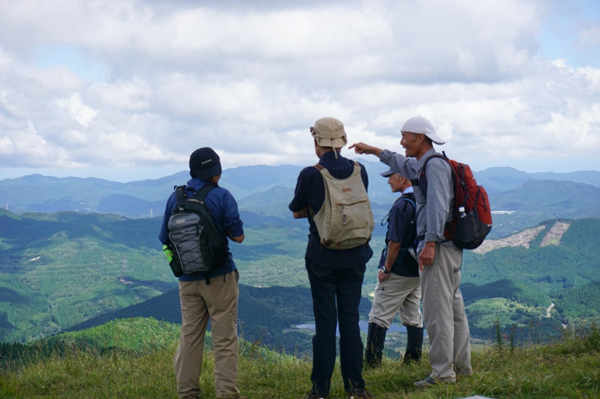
[319,150,346,163]
[186,177,213,190]
[414,148,438,172]
[402,186,415,195]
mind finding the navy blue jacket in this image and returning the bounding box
[379,190,419,277]
[159,178,244,281]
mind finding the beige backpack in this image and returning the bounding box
[311,162,375,250]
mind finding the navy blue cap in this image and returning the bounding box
[189,147,222,180]
[380,167,400,177]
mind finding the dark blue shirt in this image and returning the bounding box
[379,190,419,277]
[289,151,374,269]
[159,178,244,281]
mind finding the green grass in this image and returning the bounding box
[466,297,544,328]
[1,319,599,399]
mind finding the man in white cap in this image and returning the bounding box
[350,116,472,387]
[290,117,375,399]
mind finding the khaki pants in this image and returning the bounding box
[368,274,422,329]
[174,271,240,399]
[421,244,471,382]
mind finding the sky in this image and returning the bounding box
[0,0,599,182]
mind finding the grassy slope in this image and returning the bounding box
[0,318,599,399]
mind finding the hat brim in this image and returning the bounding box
[401,130,446,145]
[426,132,445,145]
[380,168,399,177]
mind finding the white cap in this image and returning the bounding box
[401,116,445,145]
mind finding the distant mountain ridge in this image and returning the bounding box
[2,163,599,217]
[476,167,600,193]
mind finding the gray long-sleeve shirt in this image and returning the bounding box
[379,148,455,251]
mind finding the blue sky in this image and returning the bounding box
[537,0,600,67]
[1,0,599,182]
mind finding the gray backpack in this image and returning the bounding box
[167,184,228,279]
[311,162,375,250]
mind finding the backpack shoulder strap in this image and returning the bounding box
[395,196,418,252]
[193,183,217,201]
[397,196,416,211]
[411,152,449,197]
[174,185,187,202]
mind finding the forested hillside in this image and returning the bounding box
[0,209,173,342]
[1,206,599,348]
[462,218,600,291]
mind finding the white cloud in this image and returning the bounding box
[0,136,13,155]
[54,93,98,128]
[0,0,599,181]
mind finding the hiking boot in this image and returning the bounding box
[403,326,423,364]
[414,376,438,388]
[303,391,328,399]
[364,323,386,368]
[348,389,374,399]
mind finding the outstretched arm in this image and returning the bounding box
[349,142,383,157]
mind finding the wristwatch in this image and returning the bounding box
[379,266,391,274]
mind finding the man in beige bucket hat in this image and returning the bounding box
[290,117,375,399]
[310,117,348,155]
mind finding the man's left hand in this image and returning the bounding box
[419,241,437,271]
[378,269,391,283]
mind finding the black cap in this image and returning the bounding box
[189,147,222,180]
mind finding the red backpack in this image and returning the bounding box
[415,152,492,249]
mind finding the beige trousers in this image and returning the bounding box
[174,271,240,399]
[368,274,422,329]
[421,243,472,382]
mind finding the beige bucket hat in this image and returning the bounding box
[311,117,348,148]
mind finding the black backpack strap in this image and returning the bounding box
[174,185,187,202]
[410,152,447,198]
[192,182,217,201]
[396,196,418,253]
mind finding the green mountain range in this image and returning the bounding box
[1,196,599,349]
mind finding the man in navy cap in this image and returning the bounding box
[159,147,246,399]
[365,167,423,368]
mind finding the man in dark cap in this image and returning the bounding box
[159,147,246,399]
[365,167,423,368]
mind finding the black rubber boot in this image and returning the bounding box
[365,322,387,368]
[404,326,423,364]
